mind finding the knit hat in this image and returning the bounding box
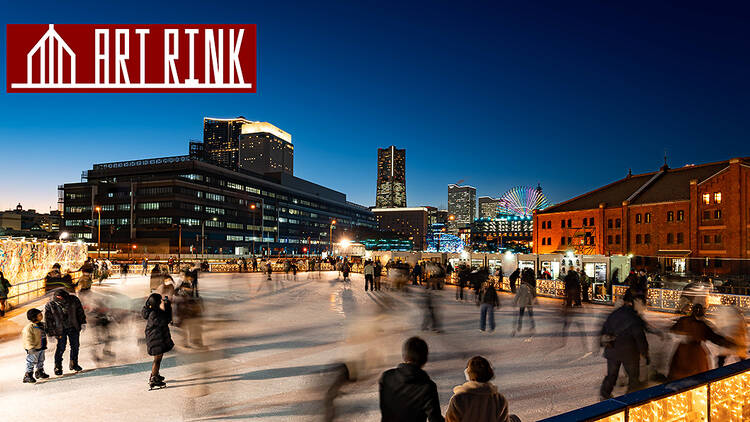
[27,308,42,321]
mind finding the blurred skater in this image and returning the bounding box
[667,304,733,381]
[479,282,499,333]
[421,290,442,332]
[711,305,748,367]
[599,291,649,399]
[173,283,204,348]
[512,278,536,336]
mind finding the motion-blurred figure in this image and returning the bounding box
[173,283,204,348]
[599,291,649,399]
[711,305,748,367]
[668,303,733,381]
[421,290,442,333]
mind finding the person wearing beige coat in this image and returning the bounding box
[446,356,509,422]
[22,308,49,383]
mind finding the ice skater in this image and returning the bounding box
[142,293,174,390]
[512,279,536,336]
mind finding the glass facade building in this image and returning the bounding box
[448,184,476,231]
[62,155,376,255]
[375,145,406,208]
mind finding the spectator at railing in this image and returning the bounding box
[445,356,510,422]
[379,336,443,422]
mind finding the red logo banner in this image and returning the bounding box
[6,24,257,93]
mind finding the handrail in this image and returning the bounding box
[540,359,750,421]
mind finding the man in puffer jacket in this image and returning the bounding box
[446,356,509,422]
[44,288,86,375]
[379,337,443,422]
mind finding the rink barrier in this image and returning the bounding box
[539,359,750,422]
[6,270,82,308]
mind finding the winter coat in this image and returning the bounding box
[481,286,500,307]
[379,363,444,422]
[80,261,94,274]
[514,283,535,308]
[668,315,732,381]
[45,270,76,292]
[600,304,648,364]
[44,289,86,337]
[0,275,11,298]
[22,321,47,350]
[521,269,536,289]
[141,293,174,356]
[364,264,374,276]
[445,381,509,422]
[564,271,580,291]
[374,264,383,277]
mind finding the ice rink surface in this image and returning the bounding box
[0,272,690,421]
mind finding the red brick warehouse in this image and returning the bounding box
[533,158,750,275]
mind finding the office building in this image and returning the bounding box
[447,184,476,231]
[375,146,406,208]
[372,207,428,251]
[471,216,533,252]
[202,117,294,175]
[478,196,501,219]
[62,119,375,255]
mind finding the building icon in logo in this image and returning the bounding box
[15,24,76,88]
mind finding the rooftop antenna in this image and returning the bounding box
[661,149,670,171]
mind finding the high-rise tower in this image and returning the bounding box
[376,146,406,208]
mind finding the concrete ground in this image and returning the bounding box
[0,271,702,421]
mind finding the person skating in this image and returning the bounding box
[173,283,204,348]
[513,279,536,336]
[22,308,49,383]
[421,290,442,333]
[0,271,12,317]
[379,336,443,422]
[479,282,499,333]
[149,264,164,293]
[445,356,510,422]
[374,261,383,291]
[599,291,649,399]
[142,293,174,389]
[667,303,733,381]
[364,260,374,291]
[78,258,94,291]
[563,266,580,307]
[44,288,86,375]
[508,268,520,294]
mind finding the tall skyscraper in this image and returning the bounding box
[203,117,294,175]
[376,146,406,208]
[448,184,476,231]
[239,122,294,175]
[478,196,501,219]
[203,117,249,170]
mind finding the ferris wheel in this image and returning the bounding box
[496,185,550,218]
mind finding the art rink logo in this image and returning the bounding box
[6,24,256,93]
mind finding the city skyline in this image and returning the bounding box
[2,1,750,212]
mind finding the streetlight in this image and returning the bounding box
[59,231,69,241]
[201,217,218,256]
[329,219,337,253]
[95,206,101,258]
[250,203,257,255]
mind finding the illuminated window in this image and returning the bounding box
[715,210,722,219]
[714,192,722,204]
[645,213,651,223]
[677,210,685,221]
[636,214,642,224]
[667,211,674,222]
[703,193,710,204]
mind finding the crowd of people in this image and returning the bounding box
[7,255,750,421]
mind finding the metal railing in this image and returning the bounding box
[540,359,750,421]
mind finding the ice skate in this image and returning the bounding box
[149,375,166,390]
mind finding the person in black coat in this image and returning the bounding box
[508,268,520,293]
[599,291,649,399]
[563,267,580,307]
[142,293,174,388]
[44,288,86,375]
[379,337,443,422]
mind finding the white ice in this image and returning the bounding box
[0,272,696,421]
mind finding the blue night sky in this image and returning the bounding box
[1,1,749,212]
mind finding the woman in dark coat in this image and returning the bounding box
[142,293,174,389]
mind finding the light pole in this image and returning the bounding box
[250,203,257,255]
[95,206,101,258]
[201,217,218,257]
[329,219,337,254]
